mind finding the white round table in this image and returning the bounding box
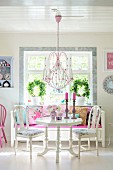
[36,117,82,163]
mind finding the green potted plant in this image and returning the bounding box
[70,78,90,105]
[27,79,46,104]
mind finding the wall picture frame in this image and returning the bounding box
[104,50,113,71]
[0,56,13,88]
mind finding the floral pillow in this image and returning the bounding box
[28,106,43,125]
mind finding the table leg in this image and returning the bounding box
[69,126,77,156]
[38,126,49,156]
[56,126,60,163]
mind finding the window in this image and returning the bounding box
[19,47,97,105]
[24,51,46,103]
[23,51,92,105]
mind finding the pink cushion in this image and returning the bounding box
[29,125,102,128]
[15,124,102,129]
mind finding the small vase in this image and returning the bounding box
[50,111,56,120]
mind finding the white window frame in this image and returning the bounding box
[19,47,97,105]
[24,51,93,105]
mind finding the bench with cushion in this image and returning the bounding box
[10,105,105,147]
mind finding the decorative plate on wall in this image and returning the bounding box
[4,73,11,80]
[103,75,113,94]
[0,73,3,80]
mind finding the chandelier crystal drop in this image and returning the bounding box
[43,13,73,90]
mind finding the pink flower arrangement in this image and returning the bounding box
[47,105,64,117]
[47,105,61,113]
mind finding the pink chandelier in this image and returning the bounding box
[43,12,73,90]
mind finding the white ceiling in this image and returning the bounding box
[0,1,113,33]
[0,0,113,6]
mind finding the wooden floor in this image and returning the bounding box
[0,141,113,170]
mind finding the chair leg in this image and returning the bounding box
[0,129,2,148]
[2,128,7,143]
[96,136,99,156]
[15,137,18,155]
[88,138,90,150]
[29,138,32,159]
[78,135,81,159]
[0,138,2,148]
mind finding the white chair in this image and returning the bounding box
[13,105,44,159]
[73,105,101,159]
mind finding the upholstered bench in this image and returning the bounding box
[10,105,105,147]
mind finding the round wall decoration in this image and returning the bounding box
[103,75,113,94]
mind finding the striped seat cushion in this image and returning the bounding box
[73,128,96,136]
[18,129,44,136]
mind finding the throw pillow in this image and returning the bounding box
[16,110,26,124]
[75,107,88,125]
[28,106,43,125]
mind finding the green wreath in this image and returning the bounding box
[27,79,46,98]
[70,78,90,98]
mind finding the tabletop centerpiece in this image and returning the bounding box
[47,105,63,120]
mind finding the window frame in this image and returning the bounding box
[19,47,97,105]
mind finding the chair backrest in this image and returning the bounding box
[88,105,101,130]
[13,106,29,131]
[0,104,7,126]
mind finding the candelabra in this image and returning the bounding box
[71,99,76,119]
[64,99,69,119]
